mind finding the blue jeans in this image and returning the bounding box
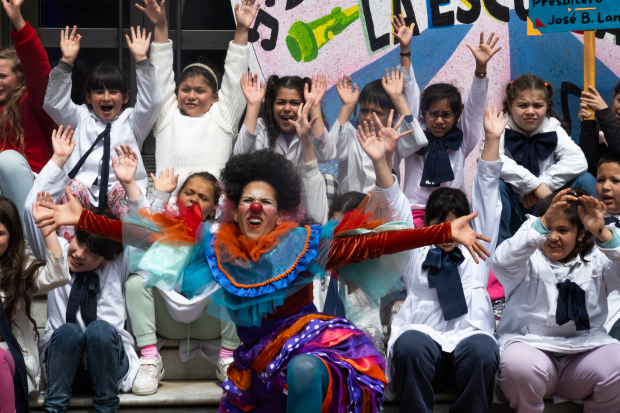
[391,330,499,413]
[0,150,34,232]
[497,172,597,245]
[43,321,129,413]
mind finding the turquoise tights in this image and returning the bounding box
[287,354,330,413]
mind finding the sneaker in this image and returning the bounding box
[132,356,164,396]
[216,357,234,382]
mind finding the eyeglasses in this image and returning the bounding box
[424,111,457,121]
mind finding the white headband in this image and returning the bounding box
[183,63,219,90]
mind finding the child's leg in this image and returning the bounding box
[42,323,86,412]
[391,329,445,413]
[411,209,426,229]
[83,320,129,412]
[0,150,34,237]
[564,172,597,197]
[56,179,91,241]
[0,347,15,413]
[555,344,620,412]
[498,179,526,245]
[496,342,558,413]
[451,334,499,413]
[107,183,130,221]
[126,274,159,349]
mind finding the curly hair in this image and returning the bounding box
[536,188,595,263]
[0,197,46,343]
[262,75,310,149]
[219,149,302,216]
[503,74,569,131]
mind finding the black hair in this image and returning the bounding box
[358,79,395,113]
[424,187,470,226]
[615,80,620,97]
[536,188,595,263]
[219,149,302,213]
[503,74,569,132]
[598,151,620,170]
[179,172,222,219]
[83,62,130,110]
[262,75,310,149]
[177,56,222,94]
[328,191,366,220]
[420,83,463,119]
[74,209,123,262]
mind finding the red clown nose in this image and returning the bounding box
[249,202,263,214]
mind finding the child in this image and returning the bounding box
[579,82,620,176]
[0,193,71,411]
[43,24,162,237]
[493,189,620,412]
[23,127,139,412]
[393,19,501,228]
[0,0,56,228]
[137,0,257,196]
[386,105,505,413]
[108,145,241,394]
[495,74,594,245]
[235,70,335,166]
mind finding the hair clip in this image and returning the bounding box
[544,83,549,87]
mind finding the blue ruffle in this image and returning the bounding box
[206,225,321,298]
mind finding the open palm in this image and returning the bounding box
[240,71,265,107]
[235,0,259,30]
[466,32,501,66]
[336,75,359,106]
[483,105,508,140]
[112,145,138,185]
[135,0,167,26]
[36,187,84,237]
[391,14,414,47]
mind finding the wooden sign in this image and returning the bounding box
[529,0,620,33]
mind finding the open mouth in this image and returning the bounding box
[602,194,615,204]
[280,115,294,124]
[247,216,263,229]
[546,243,561,251]
[71,256,84,267]
[101,105,114,115]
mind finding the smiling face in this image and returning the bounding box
[0,222,9,258]
[612,92,620,125]
[358,101,392,130]
[509,89,548,135]
[424,99,459,138]
[179,177,216,220]
[597,162,620,215]
[273,88,303,133]
[0,59,19,106]
[177,75,218,117]
[66,237,107,272]
[86,87,130,121]
[234,181,284,241]
[428,211,460,252]
[541,217,585,262]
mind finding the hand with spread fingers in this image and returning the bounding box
[450,211,491,264]
[60,25,82,65]
[539,188,578,230]
[579,195,613,243]
[151,168,179,193]
[35,187,84,237]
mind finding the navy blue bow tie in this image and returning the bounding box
[416,127,463,188]
[556,279,590,331]
[68,123,112,210]
[66,271,101,327]
[605,216,620,227]
[504,129,557,177]
[422,247,468,321]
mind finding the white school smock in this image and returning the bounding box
[605,214,620,332]
[234,119,335,166]
[23,161,139,392]
[0,253,70,394]
[493,116,588,202]
[43,60,162,206]
[493,216,620,356]
[332,65,423,194]
[151,40,248,196]
[382,159,502,396]
[394,74,489,211]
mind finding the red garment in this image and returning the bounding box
[0,22,54,173]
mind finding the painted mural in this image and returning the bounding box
[229,0,619,196]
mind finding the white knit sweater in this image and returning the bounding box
[149,40,249,195]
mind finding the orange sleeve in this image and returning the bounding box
[77,209,124,244]
[325,222,452,270]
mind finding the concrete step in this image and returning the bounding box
[28,379,582,412]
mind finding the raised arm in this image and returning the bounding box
[112,145,142,201]
[126,26,162,146]
[392,15,419,117]
[240,71,265,134]
[578,101,603,177]
[42,26,82,128]
[581,86,620,153]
